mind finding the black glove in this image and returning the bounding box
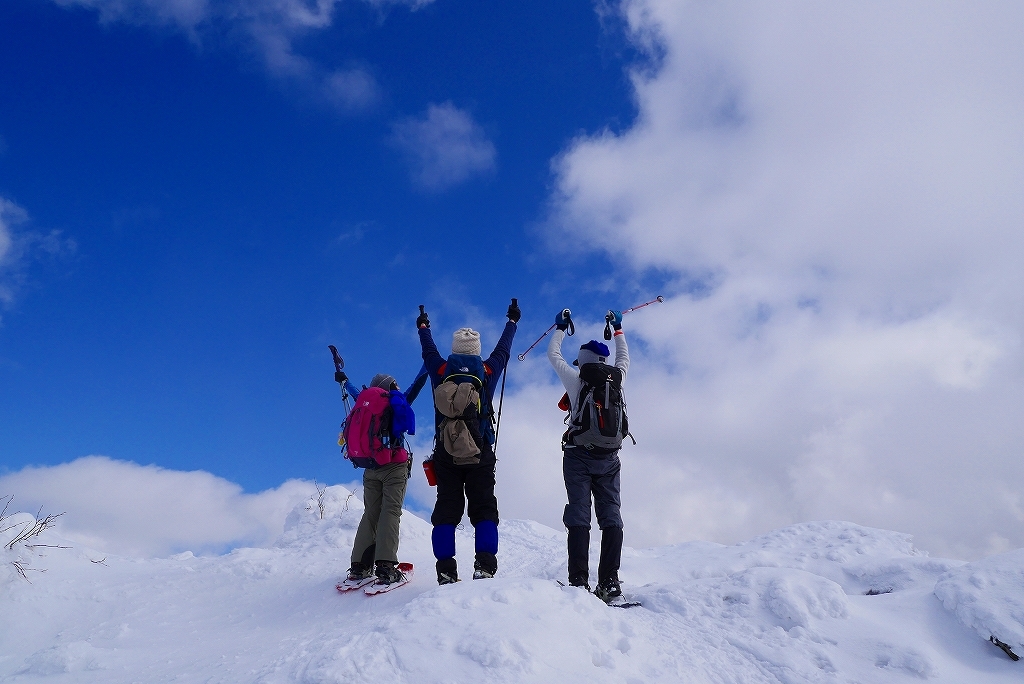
[507,299,521,323]
[335,371,348,384]
[555,309,570,331]
[417,306,430,329]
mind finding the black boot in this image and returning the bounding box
[595,576,622,603]
[597,526,623,587]
[436,557,458,585]
[346,561,372,582]
[375,560,405,585]
[473,551,497,579]
[567,526,590,589]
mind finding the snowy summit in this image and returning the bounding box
[2,486,1022,683]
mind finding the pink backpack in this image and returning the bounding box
[343,387,410,468]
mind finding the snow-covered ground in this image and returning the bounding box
[2,486,1021,683]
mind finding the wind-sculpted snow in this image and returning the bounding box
[934,549,1024,655]
[1,487,1020,682]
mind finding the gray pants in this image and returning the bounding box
[351,461,409,565]
[562,448,622,529]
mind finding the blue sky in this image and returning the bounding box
[0,0,646,490]
[3,1,1024,560]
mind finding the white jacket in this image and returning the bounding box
[547,328,629,425]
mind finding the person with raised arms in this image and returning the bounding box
[417,300,519,584]
[547,309,630,602]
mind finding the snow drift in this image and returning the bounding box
[1,486,1021,682]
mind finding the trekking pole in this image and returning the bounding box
[517,309,574,361]
[622,295,665,315]
[604,295,665,340]
[493,299,517,454]
[328,345,352,415]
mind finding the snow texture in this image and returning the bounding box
[934,548,1024,652]
[1,487,1021,682]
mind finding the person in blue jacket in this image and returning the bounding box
[417,301,519,584]
[335,366,427,586]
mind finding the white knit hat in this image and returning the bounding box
[452,328,482,356]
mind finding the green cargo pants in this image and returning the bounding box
[351,460,410,565]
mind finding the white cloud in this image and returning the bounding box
[0,457,318,557]
[534,1,1024,559]
[323,67,380,113]
[0,198,30,307]
[48,0,430,113]
[391,102,497,191]
[52,0,212,28]
[0,198,77,315]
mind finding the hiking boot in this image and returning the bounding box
[436,557,459,585]
[473,556,496,580]
[594,577,622,603]
[346,562,373,581]
[568,574,590,592]
[374,561,406,586]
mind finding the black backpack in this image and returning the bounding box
[565,363,632,452]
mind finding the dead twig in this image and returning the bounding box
[10,560,46,583]
[314,479,328,519]
[342,487,360,516]
[6,512,65,551]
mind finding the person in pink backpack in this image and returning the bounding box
[336,368,426,587]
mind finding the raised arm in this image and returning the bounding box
[418,325,445,378]
[607,310,629,382]
[484,320,517,378]
[612,331,629,383]
[343,379,362,399]
[403,364,429,405]
[547,329,579,390]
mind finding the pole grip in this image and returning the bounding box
[328,345,344,372]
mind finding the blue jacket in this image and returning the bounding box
[343,364,428,439]
[419,321,517,441]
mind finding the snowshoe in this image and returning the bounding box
[364,562,414,595]
[596,578,641,608]
[568,577,591,592]
[594,578,622,603]
[336,564,375,593]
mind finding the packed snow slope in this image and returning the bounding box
[2,486,1022,683]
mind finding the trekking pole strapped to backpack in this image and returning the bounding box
[518,309,573,361]
[603,295,665,340]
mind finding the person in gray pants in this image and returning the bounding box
[336,369,426,586]
[547,310,629,601]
